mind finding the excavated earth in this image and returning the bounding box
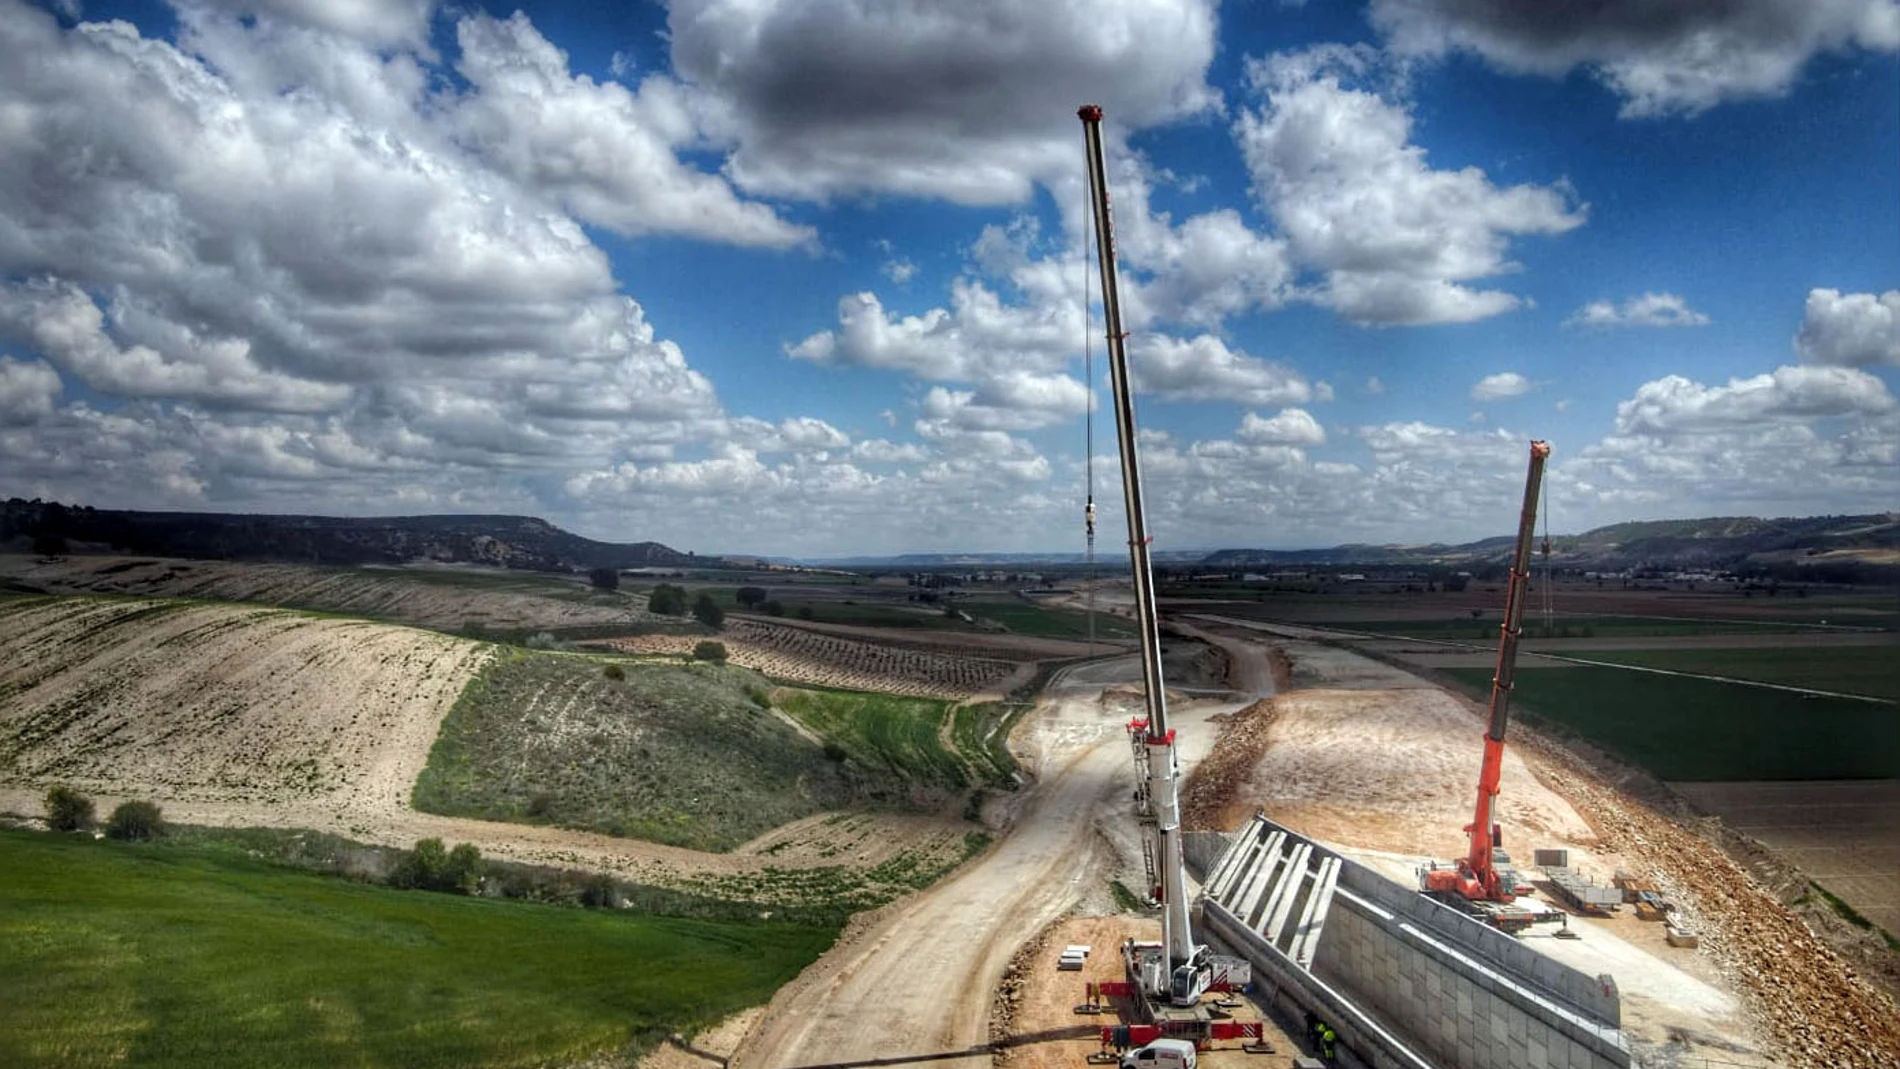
[1179,616,1900,1069]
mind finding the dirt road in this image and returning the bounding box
[731,659,1243,1069]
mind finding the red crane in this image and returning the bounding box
[1422,439,1551,906]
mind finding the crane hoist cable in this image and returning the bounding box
[1540,469,1553,635]
[1082,128,1097,655]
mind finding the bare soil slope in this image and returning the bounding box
[0,554,654,634]
[1182,681,1594,859]
[0,596,489,805]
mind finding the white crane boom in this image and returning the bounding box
[1079,104,1210,1005]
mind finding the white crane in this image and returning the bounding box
[1079,104,1214,1008]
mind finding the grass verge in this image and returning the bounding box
[0,828,835,1069]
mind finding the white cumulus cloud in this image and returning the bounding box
[1235,47,1585,326]
[1371,0,1900,118]
[1470,372,1532,402]
[1565,293,1710,328]
[1795,288,1900,367]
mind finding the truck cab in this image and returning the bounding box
[1120,1038,1197,1069]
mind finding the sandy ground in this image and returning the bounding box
[1184,612,1900,1069]
[994,915,1295,1069]
[727,651,1247,1069]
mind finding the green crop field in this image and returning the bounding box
[1558,646,1900,702]
[1338,615,1815,639]
[960,598,1137,640]
[772,688,971,792]
[1443,666,1900,781]
[0,830,834,1069]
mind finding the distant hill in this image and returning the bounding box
[1,499,699,573]
[1203,513,1900,577]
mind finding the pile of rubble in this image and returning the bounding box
[1179,697,1279,829]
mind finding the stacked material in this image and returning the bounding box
[1545,867,1624,913]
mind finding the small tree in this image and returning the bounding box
[735,586,768,609]
[764,600,786,617]
[647,583,688,615]
[693,640,728,663]
[393,837,450,889]
[589,567,620,591]
[693,593,725,630]
[45,786,95,832]
[105,800,165,841]
[443,842,485,895]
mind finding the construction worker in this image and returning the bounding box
[1307,1016,1337,1065]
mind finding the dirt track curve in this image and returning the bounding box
[730,663,1248,1069]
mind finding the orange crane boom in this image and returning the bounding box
[1424,439,1550,905]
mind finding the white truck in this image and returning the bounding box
[1119,1038,1197,1069]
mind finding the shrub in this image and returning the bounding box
[589,567,620,590]
[45,786,95,831]
[693,640,728,663]
[797,605,815,620]
[693,593,725,630]
[602,663,625,681]
[765,600,785,616]
[105,800,165,841]
[744,684,772,708]
[392,837,449,889]
[647,583,688,615]
[525,632,559,649]
[444,843,485,895]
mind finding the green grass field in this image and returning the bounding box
[772,688,970,792]
[0,830,835,1069]
[1443,666,1900,781]
[959,598,1138,640]
[1340,614,1817,639]
[1558,646,1900,702]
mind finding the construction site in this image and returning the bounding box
[5,99,1897,1069]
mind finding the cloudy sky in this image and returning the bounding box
[0,0,1896,557]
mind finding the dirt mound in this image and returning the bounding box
[1183,681,1595,858]
[0,596,489,806]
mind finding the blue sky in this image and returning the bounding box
[0,0,1895,556]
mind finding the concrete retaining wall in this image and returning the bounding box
[1188,820,1630,1069]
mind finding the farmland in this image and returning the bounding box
[414,653,1018,851]
[608,618,1024,698]
[0,829,834,1069]
[1544,645,1900,701]
[0,554,656,639]
[1672,780,1900,939]
[1441,665,1900,781]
